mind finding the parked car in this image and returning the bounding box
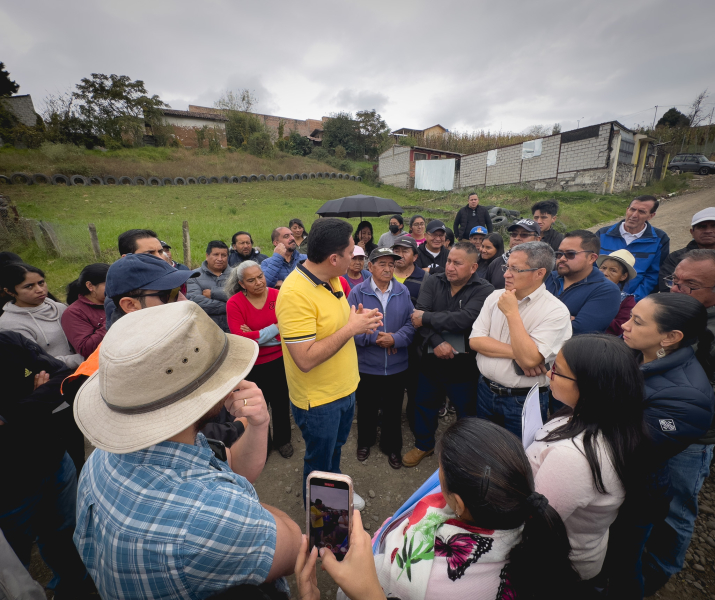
[668,154,715,175]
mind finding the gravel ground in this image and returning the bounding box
[28,175,715,598]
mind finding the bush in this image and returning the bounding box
[289,131,313,156]
[358,165,380,186]
[310,147,330,161]
[39,141,84,161]
[334,145,346,160]
[247,131,274,158]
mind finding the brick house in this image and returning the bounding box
[380,121,660,193]
[188,105,328,140]
[155,108,229,148]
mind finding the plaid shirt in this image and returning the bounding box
[74,433,283,599]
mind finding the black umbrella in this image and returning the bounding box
[315,194,403,219]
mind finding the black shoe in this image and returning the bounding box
[278,443,293,459]
[388,453,402,469]
[357,447,371,461]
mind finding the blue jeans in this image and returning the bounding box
[476,377,549,440]
[0,453,90,599]
[413,371,477,451]
[645,443,714,580]
[291,393,356,503]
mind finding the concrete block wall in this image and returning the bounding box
[458,152,487,188]
[486,145,522,186]
[557,123,611,173]
[520,135,561,181]
[378,145,411,188]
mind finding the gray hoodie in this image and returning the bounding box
[0,299,83,368]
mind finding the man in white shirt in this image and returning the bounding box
[470,241,572,438]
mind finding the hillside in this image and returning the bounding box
[0,145,356,180]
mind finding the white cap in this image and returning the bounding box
[352,246,366,257]
[692,207,715,227]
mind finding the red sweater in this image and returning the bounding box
[60,294,107,359]
[226,288,282,364]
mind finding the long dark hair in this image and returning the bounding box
[542,335,645,495]
[648,293,713,378]
[409,214,425,234]
[288,218,309,236]
[66,263,110,305]
[0,263,45,297]
[478,233,505,270]
[439,419,579,600]
[353,220,374,243]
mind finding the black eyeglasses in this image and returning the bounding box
[130,287,181,304]
[549,362,577,382]
[663,275,714,295]
[555,250,592,260]
[501,264,540,274]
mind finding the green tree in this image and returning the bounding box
[288,130,312,156]
[0,62,19,97]
[355,109,390,159]
[657,108,689,128]
[322,111,361,157]
[215,89,265,148]
[72,73,166,145]
[247,131,274,158]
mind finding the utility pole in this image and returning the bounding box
[651,106,658,131]
[577,117,585,128]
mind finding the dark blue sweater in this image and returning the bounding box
[545,265,621,335]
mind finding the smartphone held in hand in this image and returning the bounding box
[306,471,353,562]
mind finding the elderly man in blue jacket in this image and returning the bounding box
[348,247,415,470]
[261,227,307,288]
[545,230,621,335]
[597,195,670,301]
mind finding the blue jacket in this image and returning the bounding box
[641,346,715,465]
[596,221,670,301]
[545,265,621,335]
[348,278,415,376]
[261,248,307,287]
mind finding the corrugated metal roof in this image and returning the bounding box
[161,108,228,122]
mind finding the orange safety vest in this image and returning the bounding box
[61,344,100,394]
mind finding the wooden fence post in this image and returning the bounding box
[88,223,101,259]
[182,220,191,269]
[38,221,61,257]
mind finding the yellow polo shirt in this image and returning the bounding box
[276,264,359,410]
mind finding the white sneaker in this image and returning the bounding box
[353,492,366,511]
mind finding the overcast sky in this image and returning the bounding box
[3,0,714,134]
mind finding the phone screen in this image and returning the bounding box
[308,477,351,561]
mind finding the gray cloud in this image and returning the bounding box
[2,0,714,134]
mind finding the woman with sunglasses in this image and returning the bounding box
[612,293,714,594]
[527,334,645,587]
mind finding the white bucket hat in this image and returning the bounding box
[74,301,259,454]
[597,249,637,282]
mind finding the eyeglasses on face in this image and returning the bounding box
[663,275,715,295]
[555,250,591,260]
[501,264,540,274]
[131,287,181,304]
[549,362,577,382]
[509,231,538,239]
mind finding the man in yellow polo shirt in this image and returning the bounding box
[276,218,382,510]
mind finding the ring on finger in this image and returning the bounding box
[243,398,248,407]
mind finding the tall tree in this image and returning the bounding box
[355,109,390,159]
[72,73,166,144]
[323,111,361,157]
[657,107,690,128]
[214,89,265,147]
[0,62,19,97]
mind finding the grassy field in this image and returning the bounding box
[1,169,691,299]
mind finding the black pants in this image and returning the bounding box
[356,371,407,455]
[250,355,292,447]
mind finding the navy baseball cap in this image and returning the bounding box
[469,226,488,236]
[425,219,447,233]
[507,219,541,235]
[105,253,198,298]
